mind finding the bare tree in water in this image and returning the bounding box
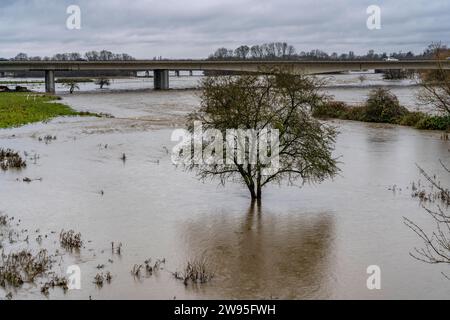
[95,78,111,89]
[406,44,450,277]
[418,43,450,116]
[63,80,80,94]
[404,162,450,278]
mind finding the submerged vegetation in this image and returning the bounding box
[0,213,104,299]
[62,80,80,94]
[313,88,450,131]
[95,78,111,89]
[0,249,52,288]
[41,276,69,295]
[93,272,112,287]
[404,163,450,274]
[0,148,26,170]
[173,257,215,285]
[131,258,165,279]
[0,214,8,226]
[59,229,83,250]
[1,210,200,299]
[381,69,414,80]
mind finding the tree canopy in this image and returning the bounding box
[174,70,340,201]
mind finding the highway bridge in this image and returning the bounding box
[0,60,448,93]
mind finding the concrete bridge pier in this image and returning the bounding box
[45,70,55,94]
[154,69,169,90]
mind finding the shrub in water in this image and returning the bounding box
[364,88,409,123]
[415,115,450,131]
[0,149,26,170]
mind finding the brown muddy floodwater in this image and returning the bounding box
[0,80,450,300]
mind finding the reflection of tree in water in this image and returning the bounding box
[178,202,336,299]
[404,162,450,278]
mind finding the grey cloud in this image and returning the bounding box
[0,0,448,58]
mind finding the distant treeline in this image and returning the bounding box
[7,70,137,78]
[208,42,449,61]
[4,50,135,62]
[206,42,450,79]
[0,50,137,78]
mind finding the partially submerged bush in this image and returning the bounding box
[59,230,83,250]
[38,135,57,144]
[382,69,411,80]
[0,249,52,288]
[313,100,366,121]
[398,112,427,127]
[0,216,73,297]
[41,275,69,295]
[313,89,450,131]
[313,101,348,119]
[414,115,450,131]
[93,272,112,287]
[173,257,215,285]
[0,149,26,170]
[144,258,165,276]
[364,88,409,123]
[0,214,8,226]
[131,258,165,279]
[95,78,111,89]
[404,163,450,272]
[131,264,142,278]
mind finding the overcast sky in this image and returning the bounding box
[0,0,449,59]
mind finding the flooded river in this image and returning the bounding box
[0,73,449,299]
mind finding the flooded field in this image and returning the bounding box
[0,74,449,299]
[1,71,425,110]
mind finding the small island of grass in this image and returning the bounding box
[0,92,95,129]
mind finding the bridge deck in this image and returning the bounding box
[1,60,448,93]
[0,60,448,74]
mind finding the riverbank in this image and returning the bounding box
[314,101,450,131]
[313,88,450,132]
[0,92,94,128]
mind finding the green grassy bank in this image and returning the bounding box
[0,92,90,128]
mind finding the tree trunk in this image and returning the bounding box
[247,180,262,200]
[256,185,262,200]
[248,183,257,200]
[256,169,262,200]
